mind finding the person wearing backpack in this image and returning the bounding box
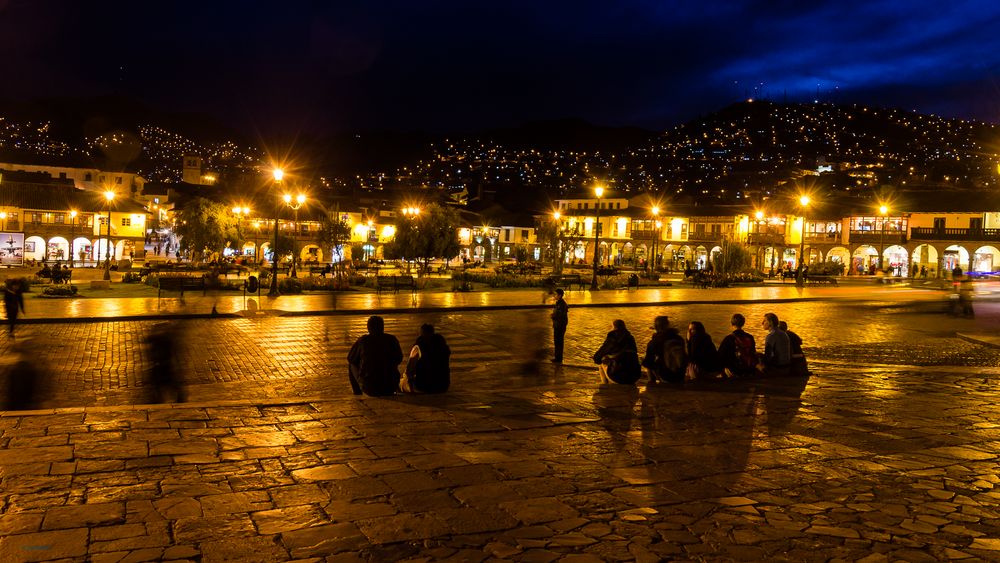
[641,315,687,384]
[717,313,757,378]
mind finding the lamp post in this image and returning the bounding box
[251,220,261,264]
[103,190,115,280]
[366,220,375,263]
[796,195,810,286]
[268,168,283,297]
[754,210,764,271]
[552,211,562,274]
[401,207,421,272]
[879,204,888,274]
[69,210,77,266]
[0,211,7,231]
[590,186,604,291]
[650,206,660,273]
[283,194,306,277]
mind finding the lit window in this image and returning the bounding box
[121,218,131,227]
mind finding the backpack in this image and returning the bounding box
[733,332,756,371]
[662,337,687,374]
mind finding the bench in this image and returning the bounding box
[309,265,333,278]
[549,274,586,291]
[376,275,417,294]
[157,275,207,299]
[38,269,73,284]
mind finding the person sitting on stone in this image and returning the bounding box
[717,313,758,378]
[641,315,687,384]
[593,319,642,385]
[758,312,791,377]
[402,324,451,393]
[347,315,403,396]
[38,263,51,279]
[778,321,810,377]
[686,321,721,379]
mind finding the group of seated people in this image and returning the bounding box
[347,316,451,396]
[593,312,809,385]
[37,263,72,283]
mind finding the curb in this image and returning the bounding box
[956,332,1000,350]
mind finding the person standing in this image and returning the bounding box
[347,316,403,396]
[4,279,26,339]
[551,288,568,363]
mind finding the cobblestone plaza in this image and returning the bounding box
[2,287,1000,561]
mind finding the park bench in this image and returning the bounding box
[309,265,333,278]
[549,274,586,291]
[376,275,417,294]
[38,269,73,284]
[157,275,207,299]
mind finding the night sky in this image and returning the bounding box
[3,0,1000,135]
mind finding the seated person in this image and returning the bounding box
[38,263,52,278]
[347,316,403,396]
[593,319,641,385]
[686,321,721,379]
[758,312,791,377]
[778,321,809,377]
[718,313,758,378]
[50,266,66,283]
[641,315,687,384]
[403,324,451,393]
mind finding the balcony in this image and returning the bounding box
[687,231,722,243]
[849,230,907,245]
[909,227,1000,242]
[748,232,785,246]
[630,229,658,240]
[805,232,842,244]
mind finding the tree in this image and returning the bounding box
[386,204,461,275]
[316,208,352,276]
[536,220,584,274]
[174,197,240,263]
[714,239,753,275]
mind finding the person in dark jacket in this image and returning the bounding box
[593,319,641,384]
[778,321,809,377]
[686,321,721,379]
[717,313,757,378]
[641,315,687,384]
[403,324,451,393]
[551,288,568,363]
[4,278,26,338]
[347,316,403,396]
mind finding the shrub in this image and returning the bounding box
[42,285,78,297]
[122,272,143,283]
[278,278,303,294]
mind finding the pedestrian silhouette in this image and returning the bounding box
[146,322,186,403]
[4,278,26,338]
[2,337,44,410]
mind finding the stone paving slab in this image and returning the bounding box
[3,365,1000,561]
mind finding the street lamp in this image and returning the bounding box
[283,194,306,277]
[251,220,261,264]
[754,210,765,272]
[650,206,660,273]
[268,168,284,296]
[879,204,889,274]
[103,190,115,280]
[796,195,810,286]
[590,185,604,290]
[69,210,78,266]
[552,211,563,273]
[0,211,7,231]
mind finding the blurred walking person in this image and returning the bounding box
[551,288,568,363]
[4,278,26,339]
[146,322,186,403]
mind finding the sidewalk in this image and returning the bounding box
[16,283,944,322]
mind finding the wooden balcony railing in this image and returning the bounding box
[848,230,907,245]
[909,227,1000,242]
